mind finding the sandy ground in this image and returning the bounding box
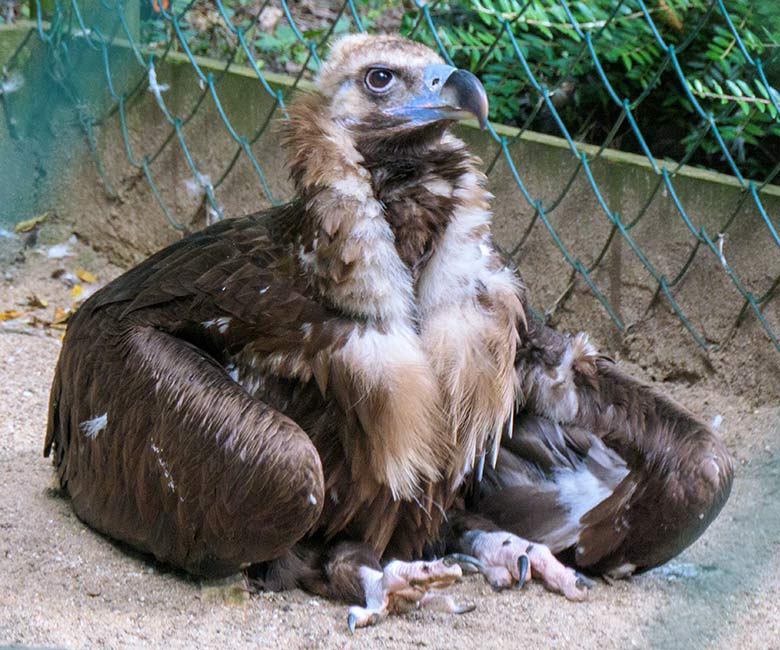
[1,234,779,650]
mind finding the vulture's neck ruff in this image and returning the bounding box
[277,35,525,502]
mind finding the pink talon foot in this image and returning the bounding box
[464,530,594,601]
[346,558,473,631]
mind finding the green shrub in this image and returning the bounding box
[403,0,780,178]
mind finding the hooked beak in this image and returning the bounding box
[384,63,489,130]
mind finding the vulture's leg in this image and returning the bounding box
[45,319,324,577]
[277,542,473,631]
[346,557,474,631]
[449,512,592,600]
[253,542,475,631]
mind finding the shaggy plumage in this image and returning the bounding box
[45,34,733,625]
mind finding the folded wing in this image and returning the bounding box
[474,317,734,578]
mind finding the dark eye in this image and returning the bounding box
[365,68,394,92]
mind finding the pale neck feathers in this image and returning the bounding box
[280,95,526,499]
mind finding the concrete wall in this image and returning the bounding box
[0,26,84,230]
[2,24,779,403]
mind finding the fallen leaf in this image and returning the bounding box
[14,212,49,233]
[52,306,72,324]
[27,315,49,328]
[0,309,23,321]
[26,294,48,309]
[70,284,83,299]
[28,307,72,332]
[75,268,97,284]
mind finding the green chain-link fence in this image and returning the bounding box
[0,0,778,353]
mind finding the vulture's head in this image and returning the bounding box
[315,34,488,136]
[280,34,495,275]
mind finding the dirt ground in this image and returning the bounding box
[1,233,779,650]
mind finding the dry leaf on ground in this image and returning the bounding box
[26,294,49,309]
[75,269,97,284]
[0,309,23,321]
[13,212,49,233]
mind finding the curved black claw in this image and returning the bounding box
[575,572,595,589]
[516,554,530,589]
[348,613,357,634]
[442,553,484,574]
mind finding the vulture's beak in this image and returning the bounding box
[386,64,489,130]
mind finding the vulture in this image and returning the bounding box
[45,34,734,629]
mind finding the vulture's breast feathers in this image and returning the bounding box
[235,34,527,505]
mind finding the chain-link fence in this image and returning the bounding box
[0,0,778,354]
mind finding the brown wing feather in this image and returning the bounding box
[574,359,733,573]
[45,207,346,573]
[473,316,734,576]
[46,311,324,577]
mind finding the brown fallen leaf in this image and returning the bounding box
[0,309,23,321]
[52,306,72,324]
[75,268,97,284]
[26,306,73,332]
[27,315,48,329]
[26,294,48,309]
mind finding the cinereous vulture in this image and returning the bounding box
[45,34,733,630]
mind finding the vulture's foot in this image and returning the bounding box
[347,558,475,632]
[463,530,593,601]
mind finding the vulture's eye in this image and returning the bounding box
[365,68,394,93]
